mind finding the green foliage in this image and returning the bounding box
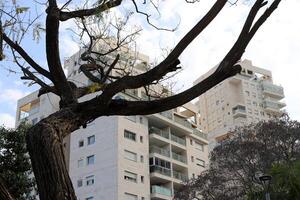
[269,160,300,199]
[16,7,30,14]
[0,123,36,200]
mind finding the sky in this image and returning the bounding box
[1,0,300,128]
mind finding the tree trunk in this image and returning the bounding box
[0,177,15,200]
[26,118,77,200]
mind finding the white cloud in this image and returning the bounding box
[0,113,15,128]
[0,89,28,111]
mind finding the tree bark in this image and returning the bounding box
[0,177,15,200]
[26,109,83,200]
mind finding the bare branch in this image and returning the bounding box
[59,0,123,21]
[2,33,53,80]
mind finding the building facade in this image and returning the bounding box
[194,59,286,150]
[15,49,209,200]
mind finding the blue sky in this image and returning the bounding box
[1,0,300,127]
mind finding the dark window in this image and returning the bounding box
[124,130,136,141]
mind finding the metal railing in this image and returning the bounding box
[150,146,170,157]
[151,185,172,197]
[172,152,187,164]
[150,165,171,177]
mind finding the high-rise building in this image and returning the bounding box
[194,59,286,150]
[15,49,209,200]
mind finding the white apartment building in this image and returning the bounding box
[15,48,209,200]
[194,59,286,150]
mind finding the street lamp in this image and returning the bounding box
[259,175,272,200]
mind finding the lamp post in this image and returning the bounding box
[259,175,272,200]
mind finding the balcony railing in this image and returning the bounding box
[173,171,188,182]
[171,134,186,146]
[262,82,284,98]
[150,165,171,177]
[172,152,187,164]
[149,126,169,139]
[151,185,172,197]
[263,99,286,111]
[157,111,207,141]
[193,129,208,140]
[150,146,170,157]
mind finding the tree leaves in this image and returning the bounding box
[16,7,29,14]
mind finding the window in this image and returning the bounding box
[195,142,204,151]
[141,197,145,200]
[86,175,95,186]
[77,179,83,187]
[124,171,137,183]
[190,139,193,145]
[141,176,144,183]
[78,140,84,147]
[191,156,194,162]
[87,155,95,165]
[140,155,144,163]
[196,158,205,167]
[139,117,143,124]
[78,159,84,167]
[124,150,137,162]
[87,135,95,145]
[124,130,136,141]
[125,193,138,200]
[86,197,94,200]
[140,136,143,143]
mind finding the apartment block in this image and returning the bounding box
[15,48,208,200]
[194,59,286,150]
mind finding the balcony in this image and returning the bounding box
[150,146,170,158]
[232,105,247,118]
[173,115,193,129]
[149,127,170,140]
[263,99,286,114]
[173,171,188,182]
[262,82,284,99]
[150,166,171,177]
[151,185,172,197]
[171,134,186,146]
[172,152,187,164]
[193,129,208,140]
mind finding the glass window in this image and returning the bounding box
[87,135,95,145]
[77,179,83,187]
[124,171,137,183]
[140,155,144,163]
[78,159,84,167]
[196,158,205,167]
[79,140,84,147]
[124,150,137,162]
[125,193,138,200]
[86,197,94,200]
[87,155,95,165]
[124,130,136,141]
[86,175,95,186]
[140,136,143,143]
[141,176,144,183]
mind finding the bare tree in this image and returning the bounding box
[0,0,282,199]
[174,116,300,200]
